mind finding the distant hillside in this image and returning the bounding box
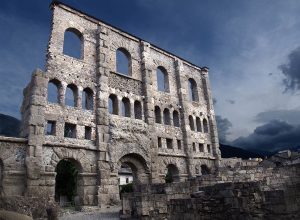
[220,143,268,159]
[0,113,20,137]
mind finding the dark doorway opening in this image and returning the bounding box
[165,164,180,183]
[55,159,81,205]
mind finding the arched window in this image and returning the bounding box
[188,78,198,102]
[108,94,118,115]
[116,48,131,76]
[155,106,162,124]
[189,116,195,131]
[134,101,142,119]
[65,84,78,107]
[48,79,61,104]
[121,97,131,117]
[63,28,83,59]
[203,118,209,133]
[163,108,171,125]
[82,88,93,110]
[196,117,202,132]
[156,66,169,92]
[173,110,180,127]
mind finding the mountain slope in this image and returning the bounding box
[0,113,20,137]
[220,143,268,159]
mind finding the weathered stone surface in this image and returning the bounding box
[1,0,219,210]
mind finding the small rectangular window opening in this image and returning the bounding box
[64,123,76,138]
[177,140,182,150]
[46,121,56,135]
[158,137,162,148]
[85,126,92,140]
[193,143,196,151]
[199,143,204,152]
[207,144,211,153]
[166,138,173,149]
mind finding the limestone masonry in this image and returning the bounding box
[0,1,220,206]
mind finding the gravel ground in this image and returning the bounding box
[59,206,121,220]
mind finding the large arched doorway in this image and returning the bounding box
[55,158,83,206]
[117,153,150,194]
[165,164,180,183]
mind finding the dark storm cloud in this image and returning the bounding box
[215,115,232,143]
[279,46,300,92]
[232,120,300,152]
[254,120,293,136]
[255,109,300,125]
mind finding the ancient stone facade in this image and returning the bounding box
[0,1,220,206]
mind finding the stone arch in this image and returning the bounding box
[116,47,132,76]
[203,118,209,133]
[156,66,169,92]
[163,108,171,125]
[121,97,131,117]
[173,110,180,127]
[162,158,181,183]
[50,148,92,173]
[65,84,79,107]
[55,158,84,204]
[108,94,119,115]
[188,78,198,101]
[196,117,202,132]
[49,148,96,205]
[155,106,162,123]
[189,115,195,131]
[117,153,150,185]
[48,78,62,104]
[63,27,84,59]
[82,87,94,110]
[134,100,142,119]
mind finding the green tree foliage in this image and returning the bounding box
[120,183,133,194]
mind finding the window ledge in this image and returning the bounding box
[110,71,141,82]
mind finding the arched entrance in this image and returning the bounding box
[55,158,83,206]
[117,153,150,193]
[165,164,180,183]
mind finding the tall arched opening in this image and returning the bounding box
[55,158,83,206]
[117,153,150,194]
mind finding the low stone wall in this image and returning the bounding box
[121,163,300,219]
[169,182,300,220]
[0,136,27,197]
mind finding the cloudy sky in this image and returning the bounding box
[1,0,300,152]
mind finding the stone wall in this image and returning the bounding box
[0,137,27,196]
[121,163,300,219]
